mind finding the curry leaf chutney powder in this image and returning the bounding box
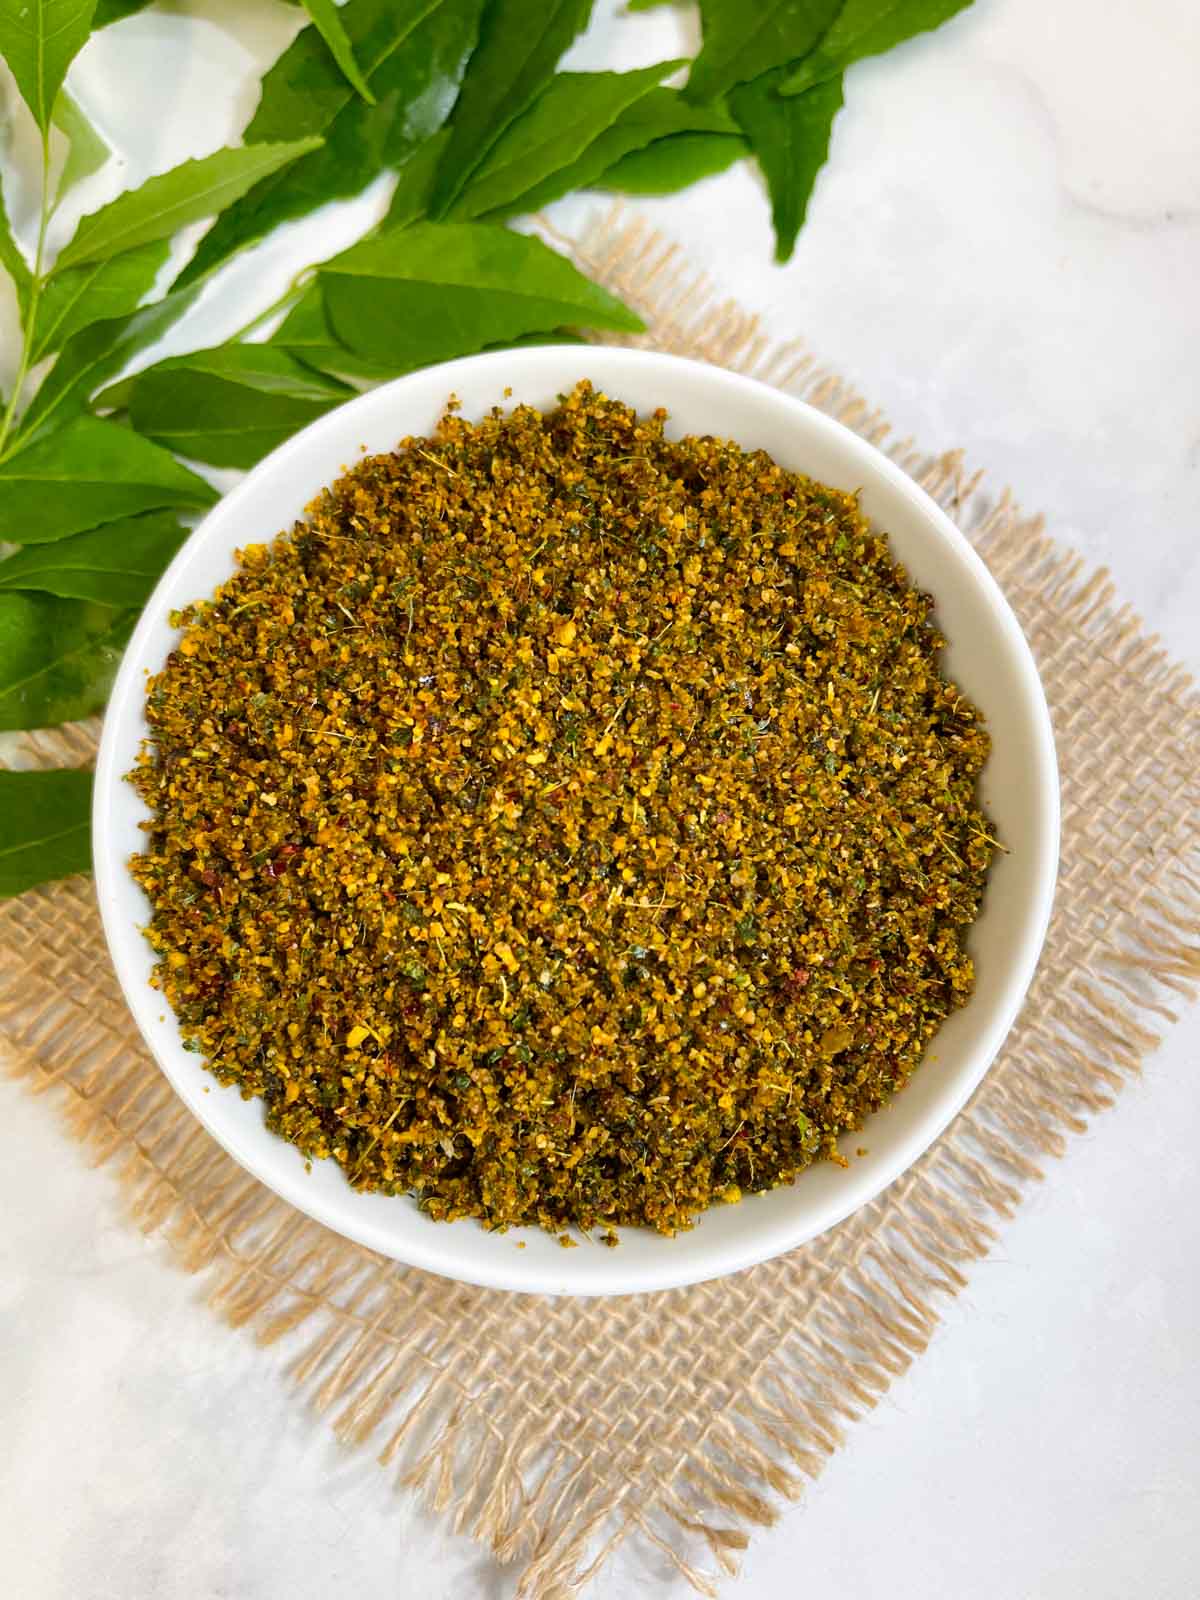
[131,382,995,1235]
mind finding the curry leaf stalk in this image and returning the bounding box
[227,267,316,345]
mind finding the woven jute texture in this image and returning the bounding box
[3,213,1199,1599]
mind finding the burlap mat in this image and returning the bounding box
[3,213,1199,1599]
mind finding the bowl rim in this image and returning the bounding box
[92,344,1059,1296]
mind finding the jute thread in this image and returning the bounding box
[2,211,1198,1598]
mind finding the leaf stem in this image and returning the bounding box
[228,268,314,344]
[0,132,53,457]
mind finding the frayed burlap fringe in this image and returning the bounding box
[3,210,1199,1599]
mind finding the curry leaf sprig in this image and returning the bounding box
[636,0,973,260]
[0,0,974,897]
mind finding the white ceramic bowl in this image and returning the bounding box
[94,346,1058,1296]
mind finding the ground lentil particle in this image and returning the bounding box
[129,382,996,1236]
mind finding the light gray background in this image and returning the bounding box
[2,2,1198,1596]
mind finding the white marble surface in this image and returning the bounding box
[3,2,1199,1596]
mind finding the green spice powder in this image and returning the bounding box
[130,381,995,1235]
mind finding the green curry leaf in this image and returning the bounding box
[428,0,594,216]
[449,61,684,220]
[0,768,94,898]
[177,0,485,287]
[298,0,377,103]
[271,272,588,384]
[269,281,410,382]
[0,184,33,318]
[320,221,642,369]
[0,0,97,134]
[481,86,743,213]
[730,69,842,261]
[239,0,444,144]
[55,139,325,271]
[31,241,168,362]
[383,127,452,226]
[0,415,215,545]
[686,0,840,104]
[0,591,134,731]
[597,129,747,194]
[52,90,112,205]
[610,85,741,141]
[779,0,973,95]
[117,344,352,469]
[14,280,208,443]
[0,510,186,605]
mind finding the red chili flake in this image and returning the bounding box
[263,843,303,879]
